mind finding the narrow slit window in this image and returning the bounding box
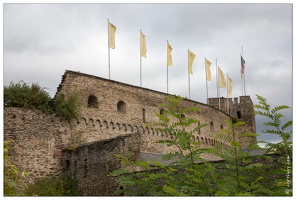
[143,108,146,123]
[237,111,241,119]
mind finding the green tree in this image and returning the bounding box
[4,140,28,196]
[109,95,292,196]
[209,117,272,196]
[253,95,292,157]
[151,95,216,196]
[109,95,215,196]
[253,94,292,196]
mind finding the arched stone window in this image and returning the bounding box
[117,101,126,113]
[210,121,214,132]
[198,121,201,135]
[88,95,99,108]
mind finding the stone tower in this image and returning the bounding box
[208,96,257,148]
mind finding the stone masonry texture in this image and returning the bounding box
[3,70,257,195]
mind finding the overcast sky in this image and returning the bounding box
[2,3,293,147]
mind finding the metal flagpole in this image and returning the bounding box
[188,49,190,99]
[240,54,243,96]
[108,19,110,79]
[216,58,218,98]
[240,54,244,96]
[218,66,220,110]
[140,30,142,87]
[205,57,209,104]
[227,74,229,114]
[244,74,247,96]
[242,47,247,96]
[167,40,169,93]
[216,59,220,109]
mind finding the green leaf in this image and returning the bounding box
[163,185,186,196]
[254,110,270,117]
[263,121,280,128]
[281,120,292,131]
[230,140,241,147]
[148,161,165,168]
[245,163,264,169]
[261,129,281,134]
[239,132,259,137]
[271,105,290,114]
[135,160,151,170]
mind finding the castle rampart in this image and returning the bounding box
[56,70,256,152]
[4,70,257,186]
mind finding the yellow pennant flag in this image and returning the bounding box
[167,42,173,66]
[140,31,147,58]
[108,22,116,49]
[218,67,226,88]
[205,59,212,81]
[188,50,195,74]
[228,76,233,95]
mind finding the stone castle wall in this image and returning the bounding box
[3,70,257,187]
[208,96,257,146]
[4,108,67,183]
[62,133,141,196]
[55,70,256,152]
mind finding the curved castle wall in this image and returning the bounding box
[55,70,248,153]
[4,70,256,185]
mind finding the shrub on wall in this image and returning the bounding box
[4,81,81,121]
[53,93,82,121]
[4,81,53,114]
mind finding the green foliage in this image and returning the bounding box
[4,140,28,196]
[253,94,292,196]
[4,81,82,121]
[152,95,218,196]
[208,119,272,196]
[109,95,215,196]
[24,176,78,196]
[53,93,82,121]
[109,95,292,196]
[253,94,292,156]
[4,81,53,113]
